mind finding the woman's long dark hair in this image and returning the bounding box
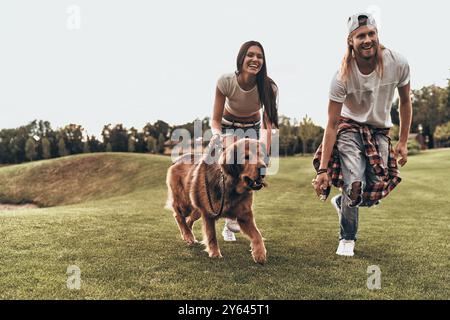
[236,41,278,128]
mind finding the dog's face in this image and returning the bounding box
[220,138,267,194]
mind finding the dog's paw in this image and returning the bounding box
[208,250,223,258]
[183,234,198,246]
[186,238,198,246]
[251,246,267,265]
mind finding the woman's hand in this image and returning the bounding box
[209,133,222,148]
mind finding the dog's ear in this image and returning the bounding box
[222,145,242,178]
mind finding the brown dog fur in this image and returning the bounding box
[165,138,268,264]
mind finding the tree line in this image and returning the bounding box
[391,80,450,148]
[278,79,450,155]
[0,116,324,164]
[0,120,172,164]
[1,80,449,164]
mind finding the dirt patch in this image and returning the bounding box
[0,203,39,211]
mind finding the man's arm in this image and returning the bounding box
[313,100,342,196]
[396,82,412,167]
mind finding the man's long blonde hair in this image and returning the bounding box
[339,34,386,82]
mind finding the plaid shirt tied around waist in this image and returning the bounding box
[313,117,401,206]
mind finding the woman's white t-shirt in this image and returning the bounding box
[217,73,262,117]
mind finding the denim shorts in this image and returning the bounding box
[221,119,260,140]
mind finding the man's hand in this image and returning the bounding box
[312,172,331,198]
[394,141,408,167]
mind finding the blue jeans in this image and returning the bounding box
[336,131,390,240]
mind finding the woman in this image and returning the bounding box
[210,40,279,241]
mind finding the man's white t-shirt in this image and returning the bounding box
[329,48,410,128]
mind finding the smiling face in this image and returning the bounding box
[349,25,379,60]
[241,45,264,76]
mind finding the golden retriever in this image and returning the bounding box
[165,138,268,264]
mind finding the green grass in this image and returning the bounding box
[0,150,449,299]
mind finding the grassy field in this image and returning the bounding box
[0,150,449,299]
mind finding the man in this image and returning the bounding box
[313,13,412,257]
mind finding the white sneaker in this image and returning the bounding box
[224,218,240,233]
[336,240,355,257]
[343,240,355,256]
[222,224,236,242]
[336,239,345,255]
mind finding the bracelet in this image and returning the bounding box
[317,168,328,175]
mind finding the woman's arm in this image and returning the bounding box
[211,87,226,136]
[261,110,272,155]
[260,84,278,155]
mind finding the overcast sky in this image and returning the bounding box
[1,0,449,137]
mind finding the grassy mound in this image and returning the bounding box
[0,153,169,207]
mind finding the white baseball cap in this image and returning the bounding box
[347,13,377,35]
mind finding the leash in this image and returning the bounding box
[204,165,226,217]
[203,135,226,217]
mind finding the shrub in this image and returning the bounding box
[407,139,421,155]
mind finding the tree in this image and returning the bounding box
[434,121,450,148]
[101,124,112,147]
[109,124,128,152]
[298,116,322,155]
[135,132,147,153]
[128,136,136,153]
[144,120,170,140]
[147,136,157,153]
[59,124,84,154]
[25,137,37,161]
[128,127,138,153]
[10,126,30,163]
[87,135,101,153]
[446,78,450,123]
[41,137,52,159]
[83,140,91,153]
[278,116,295,156]
[392,84,448,148]
[0,128,18,163]
[106,143,112,152]
[58,137,69,157]
[153,120,170,139]
[157,133,165,154]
